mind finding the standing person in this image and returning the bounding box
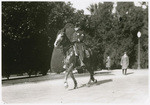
[120,52,129,75]
[106,56,111,70]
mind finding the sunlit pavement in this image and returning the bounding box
[2,69,149,104]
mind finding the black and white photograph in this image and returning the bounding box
[1,0,149,104]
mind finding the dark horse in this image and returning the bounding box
[54,28,97,89]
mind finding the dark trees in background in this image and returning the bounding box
[86,2,148,69]
[2,2,79,77]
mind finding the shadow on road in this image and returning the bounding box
[69,79,113,90]
[126,72,134,75]
[95,79,113,85]
[2,75,43,81]
[94,71,114,76]
[3,71,114,87]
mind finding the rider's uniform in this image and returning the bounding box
[73,31,85,67]
[63,26,85,69]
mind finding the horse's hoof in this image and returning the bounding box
[74,86,78,89]
[74,83,78,89]
[64,82,68,88]
[65,85,68,89]
[86,83,91,87]
[94,79,97,83]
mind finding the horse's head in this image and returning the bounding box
[54,30,65,48]
[54,23,75,48]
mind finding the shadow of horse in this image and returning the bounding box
[94,71,114,75]
[126,72,134,75]
[94,71,115,78]
[69,79,113,91]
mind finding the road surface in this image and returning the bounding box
[2,69,150,104]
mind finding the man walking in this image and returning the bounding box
[121,52,129,75]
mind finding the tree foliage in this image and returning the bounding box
[2,2,83,76]
[86,2,148,69]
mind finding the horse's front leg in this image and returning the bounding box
[70,71,77,89]
[64,63,73,88]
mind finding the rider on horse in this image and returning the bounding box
[63,23,86,69]
[54,23,97,88]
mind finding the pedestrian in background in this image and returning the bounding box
[106,56,111,71]
[121,52,129,75]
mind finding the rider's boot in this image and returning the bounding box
[81,61,85,67]
[63,59,67,69]
[79,57,85,67]
[63,65,67,69]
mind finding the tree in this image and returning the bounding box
[86,2,148,69]
[2,2,79,76]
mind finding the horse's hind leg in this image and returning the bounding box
[88,70,94,84]
[70,71,77,89]
[87,67,97,85]
[90,68,97,83]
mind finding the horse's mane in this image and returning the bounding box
[57,28,72,56]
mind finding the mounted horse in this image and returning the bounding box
[54,23,97,89]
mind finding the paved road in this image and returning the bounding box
[2,69,150,104]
